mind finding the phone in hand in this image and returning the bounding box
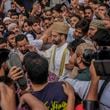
[8,52,27,90]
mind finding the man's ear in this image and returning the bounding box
[76,56,82,64]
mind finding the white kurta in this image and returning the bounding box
[38,43,70,77]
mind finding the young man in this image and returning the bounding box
[73,19,89,40]
[15,34,29,55]
[67,14,81,43]
[84,6,93,22]
[23,52,68,109]
[6,31,16,49]
[0,48,47,110]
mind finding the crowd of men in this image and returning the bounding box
[0,0,110,110]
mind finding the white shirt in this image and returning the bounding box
[64,78,110,110]
[38,43,70,76]
[3,0,12,13]
[25,33,43,50]
[54,43,69,76]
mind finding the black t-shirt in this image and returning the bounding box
[32,82,68,110]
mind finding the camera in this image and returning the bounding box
[83,48,110,77]
[83,28,110,77]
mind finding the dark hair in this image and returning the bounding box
[8,9,17,13]
[93,29,110,46]
[0,38,7,44]
[75,19,89,34]
[23,52,48,84]
[91,0,98,4]
[84,6,93,13]
[24,17,35,26]
[0,49,9,68]
[79,5,85,12]
[11,11,19,17]
[70,13,81,21]
[11,2,14,5]
[99,3,109,10]
[68,39,85,52]
[15,34,28,43]
[31,17,41,25]
[6,31,15,38]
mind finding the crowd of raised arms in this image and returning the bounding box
[0,0,110,110]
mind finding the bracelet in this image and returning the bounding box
[83,100,99,110]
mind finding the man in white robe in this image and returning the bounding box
[38,22,70,80]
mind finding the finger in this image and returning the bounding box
[10,67,21,73]
[62,82,67,91]
[9,66,17,72]
[10,70,24,80]
[18,98,25,109]
[10,70,24,78]
[11,75,24,81]
[9,68,23,76]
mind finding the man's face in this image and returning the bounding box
[4,20,11,28]
[32,23,41,34]
[69,53,79,67]
[51,31,62,45]
[88,26,98,38]
[85,9,93,20]
[98,6,107,16]
[71,0,78,8]
[23,22,30,32]
[70,16,79,28]
[11,15,19,22]
[33,3,42,15]
[45,11,52,18]
[12,25,20,36]
[11,3,16,10]
[52,10,60,18]
[44,19,51,29]
[7,34,16,48]
[17,39,29,54]
[74,28,83,39]
[79,10,85,18]
[69,52,75,64]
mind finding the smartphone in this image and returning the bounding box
[94,60,110,76]
[8,52,27,90]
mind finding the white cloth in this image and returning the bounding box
[67,27,75,43]
[3,0,12,13]
[25,33,43,50]
[50,0,70,7]
[38,43,70,76]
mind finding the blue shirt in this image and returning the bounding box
[67,27,75,43]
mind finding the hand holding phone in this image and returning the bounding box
[8,52,27,90]
[8,66,24,81]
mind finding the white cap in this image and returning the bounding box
[3,17,12,23]
[8,23,17,31]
